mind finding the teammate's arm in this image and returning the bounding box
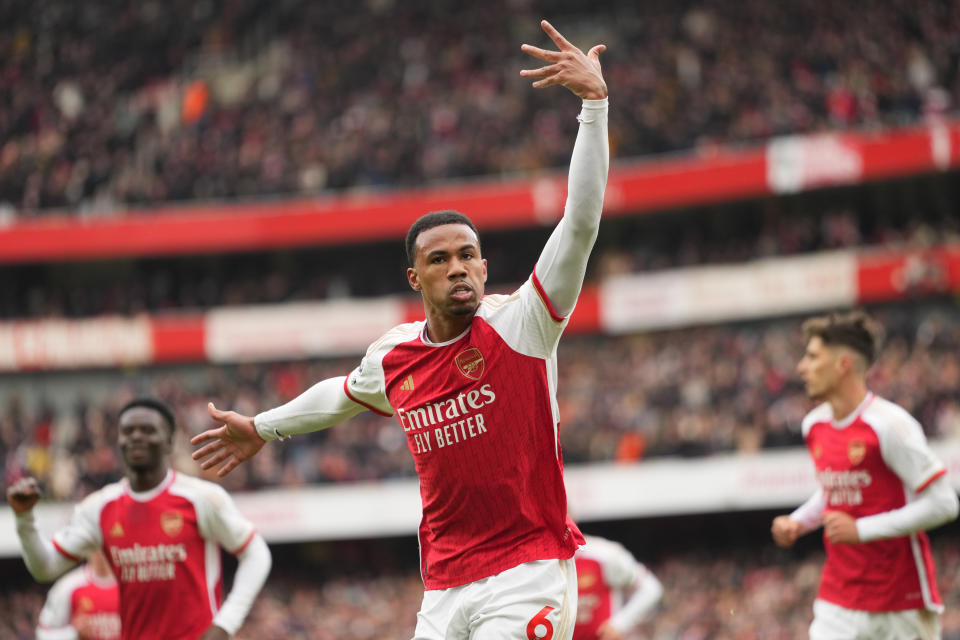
[602,568,663,638]
[521,20,609,318]
[850,414,959,543]
[36,571,79,640]
[210,535,271,636]
[7,478,79,582]
[196,482,272,635]
[772,488,825,548]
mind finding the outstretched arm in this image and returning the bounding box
[192,376,367,476]
[521,20,609,318]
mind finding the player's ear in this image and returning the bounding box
[407,266,421,291]
[482,258,488,283]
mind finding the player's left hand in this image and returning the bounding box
[197,625,230,640]
[521,20,607,100]
[191,403,266,477]
[823,510,861,544]
[596,621,627,640]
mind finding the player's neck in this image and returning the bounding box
[827,379,869,423]
[424,313,472,343]
[127,466,169,493]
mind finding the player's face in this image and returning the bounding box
[407,223,487,318]
[797,336,841,399]
[117,407,172,473]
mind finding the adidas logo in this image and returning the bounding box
[110,522,124,537]
[399,375,415,392]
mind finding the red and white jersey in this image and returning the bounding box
[803,392,946,612]
[51,470,257,640]
[573,535,649,640]
[37,564,120,640]
[346,274,584,589]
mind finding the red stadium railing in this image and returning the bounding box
[1,120,958,264]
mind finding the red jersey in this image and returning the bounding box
[37,564,120,640]
[803,393,946,612]
[51,471,257,640]
[573,535,650,640]
[345,273,585,589]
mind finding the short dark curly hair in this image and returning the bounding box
[405,210,480,267]
[801,310,879,365]
[118,397,177,440]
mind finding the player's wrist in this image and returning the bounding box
[579,84,608,100]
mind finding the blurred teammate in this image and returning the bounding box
[573,535,662,640]
[771,311,958,640]
[36,549,120,640]
[191,19,608,640]
[8,398,272,640]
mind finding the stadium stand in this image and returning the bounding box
[2,1,960,638]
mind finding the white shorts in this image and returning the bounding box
[809,598,941,640]
[411,558,578,640]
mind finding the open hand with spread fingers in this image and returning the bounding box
[190,402,266,477]
[520,20,607,99]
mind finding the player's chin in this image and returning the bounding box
[447,300,479,316]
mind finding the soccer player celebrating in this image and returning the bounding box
[36,550,120,640]
[573,535,662,640]
[771,311,959,640]
[7,398,272,640]
[191,19,608,640]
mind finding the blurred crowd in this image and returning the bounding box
[2,300,958,499]
[4,536,960,639]
[1,0,958,216]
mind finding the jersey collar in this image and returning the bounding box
[831,391,875,429]
[124,469,175,502]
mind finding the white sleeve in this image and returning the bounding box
[212,534,271,635]
[608,566,663,633]
[857,475,959,542]
[789,489,826,533]
[15,511,80,583]
[36,571,79,640]
[195,483,257,553]
[533,98,609,318]
[877,409,946,492]
[254,376,368,441]
[36,626,78,640]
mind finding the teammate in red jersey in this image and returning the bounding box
[572,535,662,640]
[191,19,608,640]
[771,311,958,640]
[8,398,272,640]
[36,549,121,640]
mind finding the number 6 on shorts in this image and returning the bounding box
[526,606,555,640]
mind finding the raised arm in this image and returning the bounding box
[7,478,80,582]
[521,20,609,318]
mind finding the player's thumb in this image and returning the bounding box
[207,402,226,420]
[588,44,606,60]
